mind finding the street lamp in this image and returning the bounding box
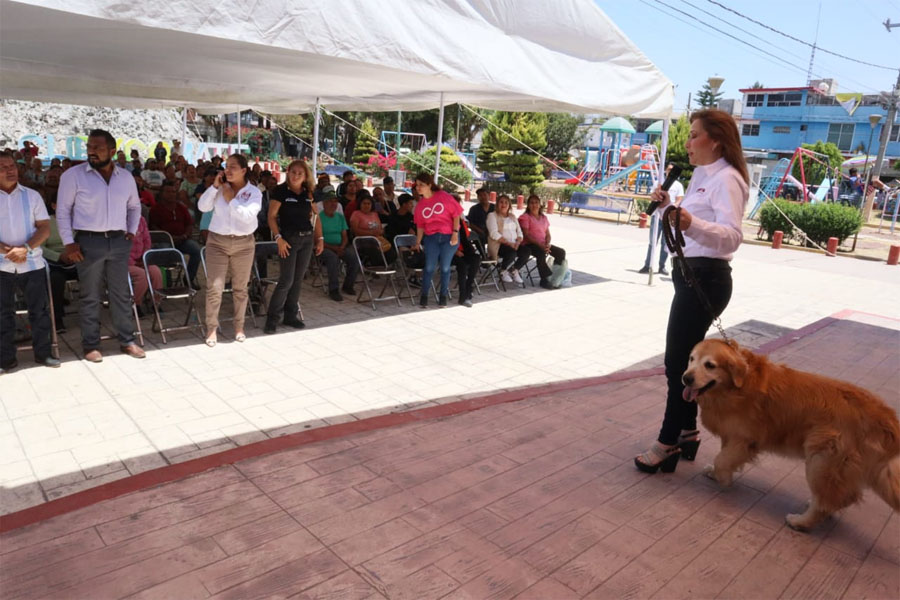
[708,76,725,94]
[862,113,882,219]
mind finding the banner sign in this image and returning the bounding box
[17,133,249,163]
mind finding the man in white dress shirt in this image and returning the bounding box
[0,154,60,373]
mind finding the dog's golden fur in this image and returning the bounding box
[683,339,900,531]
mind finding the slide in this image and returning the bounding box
[589,160,648,192]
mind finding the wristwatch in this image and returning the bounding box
[274,234,282,241]
[24,243,34,257]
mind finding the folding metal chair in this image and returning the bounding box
[393,234,438,306]
[353,236,401,310]
[149,230,175,249]
[13,263,60,359]
[96,272,145,347]
[472,238,503,293]
[143,248,200,343]
[200,245,257,328]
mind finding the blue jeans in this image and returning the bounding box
[422,233,458,299]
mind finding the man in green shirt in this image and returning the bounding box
[317,187,359,301]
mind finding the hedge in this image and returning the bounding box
[758,198,862,246]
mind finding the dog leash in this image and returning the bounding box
[661,206,731,342]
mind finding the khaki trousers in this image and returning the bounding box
[204,232,256,332]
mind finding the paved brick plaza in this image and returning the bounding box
[1,214,898,598]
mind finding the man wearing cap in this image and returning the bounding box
[0,154,60,373]
[317,186,358,301]
[57,129,145,362]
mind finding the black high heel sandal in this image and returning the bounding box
[634,443,681,474]
[678,430,701,461]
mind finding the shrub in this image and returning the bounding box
[757,198,861,246]
[634,197,651,214]
[398,152,471,191]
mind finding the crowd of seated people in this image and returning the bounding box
[1,141,565,355]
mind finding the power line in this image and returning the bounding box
[704,0,897,70]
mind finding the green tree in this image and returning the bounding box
[482,112,548,187]
[656,114,693,181]
[352,119,379,167]
[791,141,844,187]
[476,137,497,173]
[544,113,583,161]
[749,81,765,89]
[424,145,462,166]
[696,82,724,108]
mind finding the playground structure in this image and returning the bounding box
[748,147,843,218]
[378,130,427,156]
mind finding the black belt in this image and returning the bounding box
[675,257,730,269]
[282,231,313,237]
[76,230,125,238]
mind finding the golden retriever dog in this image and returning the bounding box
[682,339,900,531]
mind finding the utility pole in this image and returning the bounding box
[864,43,899,221]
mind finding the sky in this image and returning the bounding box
[596,0,900,113]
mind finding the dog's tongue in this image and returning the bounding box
[683,387,699,402]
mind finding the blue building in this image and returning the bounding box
[738,86,900,159]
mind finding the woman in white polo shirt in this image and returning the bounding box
[198,154,261,346]
[635,109,749,474]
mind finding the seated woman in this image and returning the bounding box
[129,215,163,311]
[451,195,479,308]
[349,194,396,265]
[517,194,566,289]
[486,194,525,284]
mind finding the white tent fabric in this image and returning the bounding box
[0,0,673,117]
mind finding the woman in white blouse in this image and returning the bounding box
[197,154,261,346]
[486,194,525,284]
[635,109,750,474]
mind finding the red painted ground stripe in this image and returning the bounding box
[0,309,882,533]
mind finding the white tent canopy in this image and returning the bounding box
[0,0,673,117]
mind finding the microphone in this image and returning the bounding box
[646,165,683,216]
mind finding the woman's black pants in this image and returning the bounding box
[658,258,733,446]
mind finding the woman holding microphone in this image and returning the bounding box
[198,154,261,346]
[635,109,749,473]
[413,173,462,308]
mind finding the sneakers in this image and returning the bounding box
[501,270,513,283]
[461,298,473,308]
[659,267,669,276]
[511,269,523,284]
[438,296,448,308]
[37,357,61,368]
[0,359,18,374]
[329,289,344,302]
[638,265,651,274]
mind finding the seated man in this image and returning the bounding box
[336,169,354,198]
[466,187,494,243]
[0,154,60,372]
[41,193,78,333]
[148,179,201,286]
[384,193,415,243]
[140,159,165,190]
[313,173,331,204]
[317,187,359,302]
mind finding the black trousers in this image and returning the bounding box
[0,269,53,365]
[452,247,479,301]
[48,261,78,329]
[658,258,733,446]
[266,233,314,324]
[518,243,566,280]
[75,233,135,350]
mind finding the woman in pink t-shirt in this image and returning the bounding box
[413,173,462,308]
[517,195,566,289]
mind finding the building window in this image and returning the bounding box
[767,92,802,107]
[773,126,791,134]
[891,122,900,143]
[827,123,855,151]
[742,123,760,136]
[746,94,765,107]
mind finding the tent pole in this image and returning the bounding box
[181,107,187,160]
[648,117,671,286]
[435,92,445,181]
[397,111,402,152]
[312,98,321,180]
[237,107,242,155]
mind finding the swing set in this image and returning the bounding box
[773,147,842,204]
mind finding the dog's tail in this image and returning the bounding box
[871,455,900,512]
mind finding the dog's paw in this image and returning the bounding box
[785,513,811,532]
[702,464,732,487]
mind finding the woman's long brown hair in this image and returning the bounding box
[690,109,749,184]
